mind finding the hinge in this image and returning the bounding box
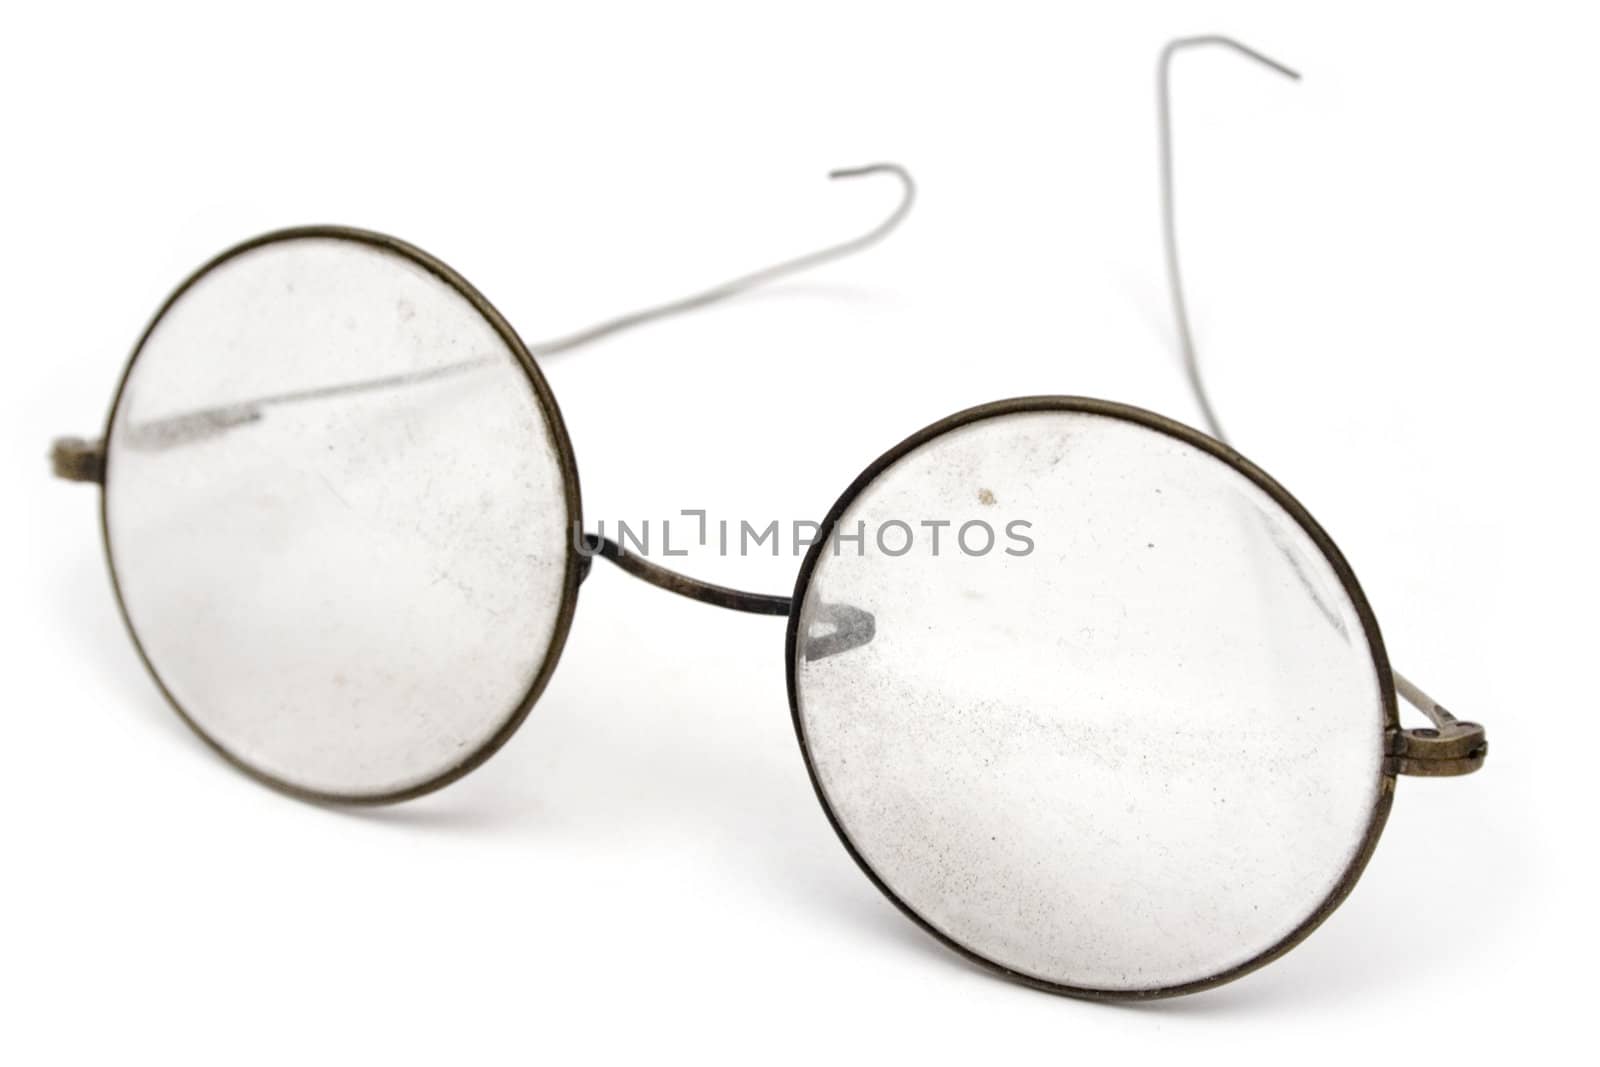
[51,436,105,484]
[1388,720,1488,777]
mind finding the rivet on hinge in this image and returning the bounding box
[1390,720,1488,777]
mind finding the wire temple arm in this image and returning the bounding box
[1157,36,1484,776]
[49,163,915,465]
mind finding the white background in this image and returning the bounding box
[3,1,1592,1062]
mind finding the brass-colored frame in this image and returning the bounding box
[94,226,586,806]
[48,131,1483,997]
[784,395,1399,1001]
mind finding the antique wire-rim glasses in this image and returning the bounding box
[52,37,1486,1000]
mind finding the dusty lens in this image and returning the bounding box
[104,232,576,801]
[790,401,1389,994]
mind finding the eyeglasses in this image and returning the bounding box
[53,35,1486,1001]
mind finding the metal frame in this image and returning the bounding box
[783,395,1398,1001]
[47,36,1490,998]
[93,226,586,806]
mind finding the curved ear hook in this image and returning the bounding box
[1158,36,1484,774]
[529,163,915,357]
[53,163,915,458]
[1158,36,1299,446]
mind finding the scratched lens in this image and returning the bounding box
[103,232,577,801]
[790,402,1389,995]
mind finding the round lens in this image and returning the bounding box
[788,398,1393,996]
[103,230,580,802]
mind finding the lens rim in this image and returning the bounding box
[98,226,584,805]
[785,395,1398,1000]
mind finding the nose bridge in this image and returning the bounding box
[578,531,792,616]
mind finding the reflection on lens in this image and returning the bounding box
[105,232,577,801]
[791,401,1389,995]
